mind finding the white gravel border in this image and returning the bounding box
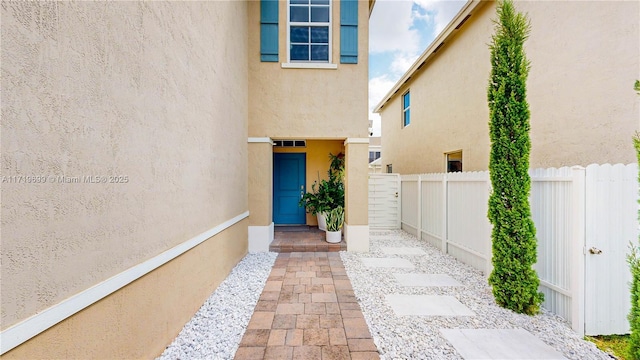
[341,230,612,360]
[157,252,277,360]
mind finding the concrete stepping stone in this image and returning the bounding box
[440,329,567,359]
[393,273,462,287]
[360,257,415,269]
[380,246,426,255]
[385,295,475,316]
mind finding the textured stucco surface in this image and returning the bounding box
[247,0,370,138]
[246,0,370,232]
[274,140,345,225]
[344,142,369,225]
[249,142,274,226]
[380,1,640,174]
[3,221,248,359]
[2,0,249,332]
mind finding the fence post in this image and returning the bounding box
[442,173,448,254]
[397,174,402,229]
[485,172,493,278]
[417,175,422,240]
[571,166,586,336]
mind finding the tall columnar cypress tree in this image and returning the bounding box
[487,0,542,315]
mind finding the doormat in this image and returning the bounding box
[275,226,311,232]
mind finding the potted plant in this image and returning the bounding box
[299,153,345,230]
[299,180,332,230]
[325,206,344,243]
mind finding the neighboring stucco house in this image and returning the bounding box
[368,136,382,173]
[1,0,372,358]
[375,0,639,174]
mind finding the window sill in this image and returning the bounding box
[281,62,338,69]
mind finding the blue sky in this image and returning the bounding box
[369,0,466,136]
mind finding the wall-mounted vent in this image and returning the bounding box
[433,42,445,53]
[455,15,471,30]
[273,140,306,147]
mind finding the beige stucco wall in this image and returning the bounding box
[246,0,370,232]
[2,0,249,353]
[380,1,639,174]
[247,0,369,138]
[274,140,344,225]
[249,142,274,226]
[344,142,369,225]
[3,221,248,359]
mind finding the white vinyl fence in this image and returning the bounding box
[368,174,400,229]
[369,164,638,336]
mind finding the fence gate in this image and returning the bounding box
[584,164,638,335]
[368,174,400,229]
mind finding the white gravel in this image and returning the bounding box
[341,230,612,360]
[157,252,277,360]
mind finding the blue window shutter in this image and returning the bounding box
[261,0,278,62]
[340,0,358,64]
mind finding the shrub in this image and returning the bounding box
[299,153,345,215]
[486,0,543,315]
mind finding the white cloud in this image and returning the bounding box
[369,0,420,54]
[413,0,467,35]
[368,75,398,136]
[390,52,420,75]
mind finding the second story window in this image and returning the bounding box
[289,0,331,62]
[402,91,410,127]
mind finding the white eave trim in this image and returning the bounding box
[344,138,370,145]
[373,0,483,113]
[0,211,250,355]
[248,137,274,144]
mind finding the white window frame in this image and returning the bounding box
[402,90,411,128]
[284,0,334,68]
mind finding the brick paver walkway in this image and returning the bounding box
[234,252,379,360]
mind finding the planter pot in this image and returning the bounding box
[325,230,342,243]
[317,212,327,231]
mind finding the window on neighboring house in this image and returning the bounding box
[446,151,463,172]
[402,91,410,127]
[368,151,381,163]
[386,164,393,173]
[289,0,331,62]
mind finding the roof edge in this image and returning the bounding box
[369,0,376,17]
[373,0,486,113]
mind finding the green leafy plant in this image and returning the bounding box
[299,153,345,215]
[325,206,344,232]
[486,0,543,315]
[586,335,630,360]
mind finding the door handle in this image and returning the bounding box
[589,247,602,255]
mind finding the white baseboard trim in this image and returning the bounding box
[248,223,275,253]
[344,224,370,252]
[0,211,250,355]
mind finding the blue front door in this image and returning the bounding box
[273,153,306,225]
